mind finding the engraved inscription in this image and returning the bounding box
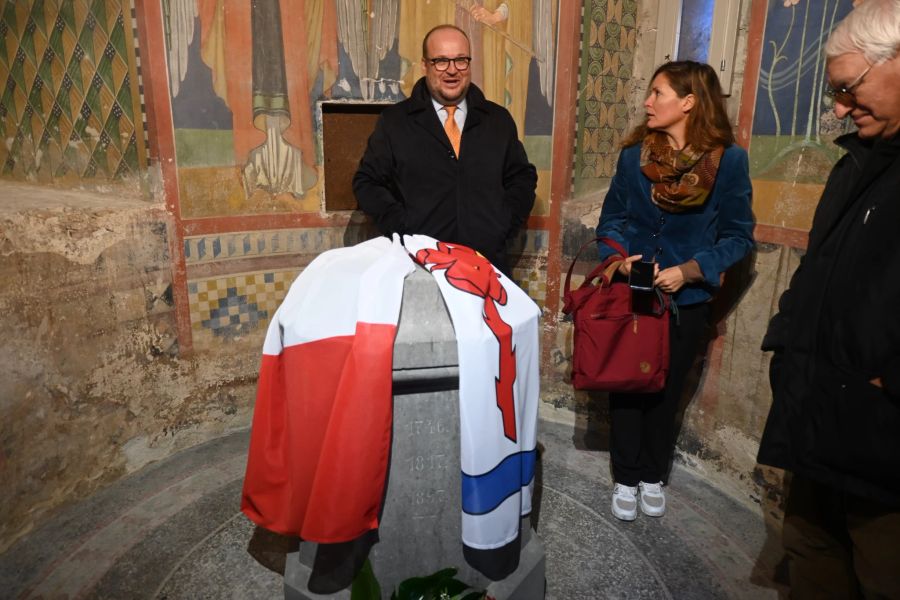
[410,488,447,519]
[405,418,448,436]
[406,453,450,473]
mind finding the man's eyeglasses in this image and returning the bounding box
[426,56,472,72]
[824,63,872,106]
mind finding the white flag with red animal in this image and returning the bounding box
[404,234,540,551]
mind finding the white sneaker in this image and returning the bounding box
[638,481,666,517]
[611,483,638,521]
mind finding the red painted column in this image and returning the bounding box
[736,0,769,150]
[543,1,583,361]
[133,0,193,353]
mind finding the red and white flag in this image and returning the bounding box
[241,235,414,542]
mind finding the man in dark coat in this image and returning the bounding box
[757,0,900,596]
[353,24,537,276]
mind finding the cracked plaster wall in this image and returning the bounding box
[0,183,258,552]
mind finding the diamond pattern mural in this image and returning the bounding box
[574,0,638,189]
[0,0,146,181]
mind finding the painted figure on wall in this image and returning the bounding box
[751,0,856,175]
[336,0,399,100]
[472,2,531,136]
[167,0,338,199]
[164,0,555,211]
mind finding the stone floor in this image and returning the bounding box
[1,418,787,599]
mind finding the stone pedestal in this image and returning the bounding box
[284,266,545,599]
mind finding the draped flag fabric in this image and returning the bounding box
[241,235,414,542]
[404,235,541,551]
[241,233,540,557]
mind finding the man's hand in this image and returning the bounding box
[470,5,506,26]
[655,266,686,294]
[871,377,883,388]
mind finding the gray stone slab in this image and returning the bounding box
[369,389,477,591]
[485,535,546,600]
[392,266,458,372]
[539,486,668,600]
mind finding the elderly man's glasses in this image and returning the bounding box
[824,63,872,106]
[426,57,472,72]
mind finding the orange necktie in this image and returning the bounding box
[444,105,461,158]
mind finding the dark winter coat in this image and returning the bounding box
[353,79,537,275]
[758,132,900,507]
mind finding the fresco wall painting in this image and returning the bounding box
[153,0,561,350]
[573,0,638,197]
[0,0,146,184]
[748,0,855,232]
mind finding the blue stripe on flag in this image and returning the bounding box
[461,448,537,516]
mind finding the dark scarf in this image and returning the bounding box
[640,131,724,213]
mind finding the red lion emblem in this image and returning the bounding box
[415,242,518,442]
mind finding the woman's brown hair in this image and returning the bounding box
[621,61,734,151]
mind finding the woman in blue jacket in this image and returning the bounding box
[595,61,754,521]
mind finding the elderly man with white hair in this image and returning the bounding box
[758,0,900,597]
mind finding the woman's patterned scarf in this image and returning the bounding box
[640,131,724,213]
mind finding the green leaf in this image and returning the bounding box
[392,575,430,600]
[392,568,458,600]
[437,578,468,597]
[351,559,381,600]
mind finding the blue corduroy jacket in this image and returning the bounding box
[595,143,755,306]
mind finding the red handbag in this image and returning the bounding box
[562,238,671,392]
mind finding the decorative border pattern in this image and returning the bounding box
[184,228,347,264]
[511,263,547,305]
[186,228,549,345]
[187,270,298,345]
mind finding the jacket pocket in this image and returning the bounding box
[806,364,900,496]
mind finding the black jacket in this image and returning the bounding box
[353,79,537,274]
[757,132,900,507]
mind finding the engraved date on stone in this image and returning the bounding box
[410,488,447,518]
[406,454,449,472]
[405,419,448,436]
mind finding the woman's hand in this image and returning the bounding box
[655,266,686,293]
[617,254,645,276]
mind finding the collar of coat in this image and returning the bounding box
[407,77,489,129]
[835,130,900,169]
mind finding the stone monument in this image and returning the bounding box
[284,266,545,599]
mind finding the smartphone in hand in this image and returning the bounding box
[629,260,656,291]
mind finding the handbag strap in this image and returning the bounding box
[564,237,679,322]
[564,237,628,297]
